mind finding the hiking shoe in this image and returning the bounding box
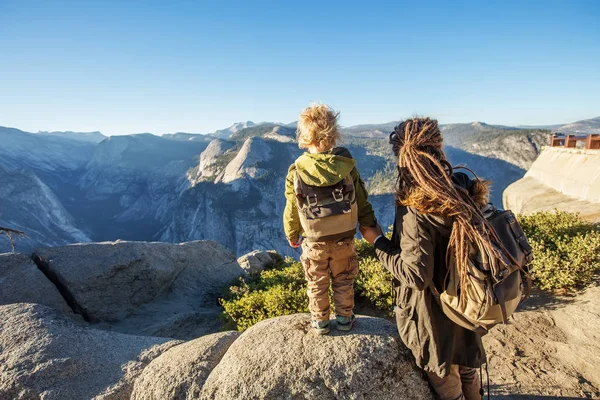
[311,320,330,335]
[336,315,356,331]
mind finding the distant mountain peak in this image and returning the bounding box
[227,121,255,133]
[36,130,107,144]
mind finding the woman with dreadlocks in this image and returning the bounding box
[361,117,494,400]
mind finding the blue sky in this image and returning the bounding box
[1,0,599,135]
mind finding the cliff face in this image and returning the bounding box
[0,166,90,253]
[161,137,304,258]
[503,147,600,222]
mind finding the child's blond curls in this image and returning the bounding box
[297,103,341,150]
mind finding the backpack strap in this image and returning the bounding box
[294,169,319,207]
[494,286,509,324]
[295,164,354,207]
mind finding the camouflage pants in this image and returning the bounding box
[300,237,359,321]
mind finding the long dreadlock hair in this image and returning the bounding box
[390,117,508,303]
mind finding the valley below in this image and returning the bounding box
[4,116,587,256]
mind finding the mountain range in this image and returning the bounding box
[1,116,598,255]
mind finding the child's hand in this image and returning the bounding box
[288,238,303,248]
[360,224,383,245]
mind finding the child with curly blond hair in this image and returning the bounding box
[283,103,377,334]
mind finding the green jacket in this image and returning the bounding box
[283,147,377,243]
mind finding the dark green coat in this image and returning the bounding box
[374,204,486,378]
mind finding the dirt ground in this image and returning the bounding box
[356,283,600,399]
[484,284,600,399]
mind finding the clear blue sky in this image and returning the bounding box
[1,0,599,135]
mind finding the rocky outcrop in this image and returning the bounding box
[200,314,434,399]
[237,250,282,275]
[0,303,180,400]
[263,126,296,143]
[503,176,600,222]
[188,139,236,184]
[33,240,244,339]
[504,147,600,222]
[130,331,240,400]
[220,137,273,184]
[161,139,303,258]
[0,304,433,400]
[484,285,600,398]
[0,253,73,314]
[213,121,257,139]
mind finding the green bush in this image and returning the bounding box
[519,210,600,291]
[221,210,600,331]
[220,259,309,331]
[355,255,393,312]
[220,238,395,331]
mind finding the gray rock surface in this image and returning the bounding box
[237,250,282,275]
[0,303,179,400]
[220,136,272,184]
[131,331,240,400]
[200,314,434,399]
[33,240,244,338]
[0,253,72,314]
[188,139,236,184]
[484,286,600,398]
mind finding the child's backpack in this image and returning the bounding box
[293,167,358,241]
[430,177,533,335]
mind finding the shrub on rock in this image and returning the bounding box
[220,260,308,331]
[519,210,600,291]
[220,240,395,331]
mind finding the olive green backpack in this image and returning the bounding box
[430,175,533,334]
[293,167,358,242]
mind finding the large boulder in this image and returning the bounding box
[0,253,72,314]
[33,240,244,338]
[237,250,282,275]
[0,303,180,400]
[131,331,240,400]
[200,314,434,399]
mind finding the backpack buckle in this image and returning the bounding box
[332,188,344,202]
[307,194,318,207]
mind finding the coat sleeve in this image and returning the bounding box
[373,207,435,290]
[283,164,302,242]
[350,168,377,227]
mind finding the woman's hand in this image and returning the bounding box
[360,224,384,245]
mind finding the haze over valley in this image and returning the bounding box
[2,116,599,256]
